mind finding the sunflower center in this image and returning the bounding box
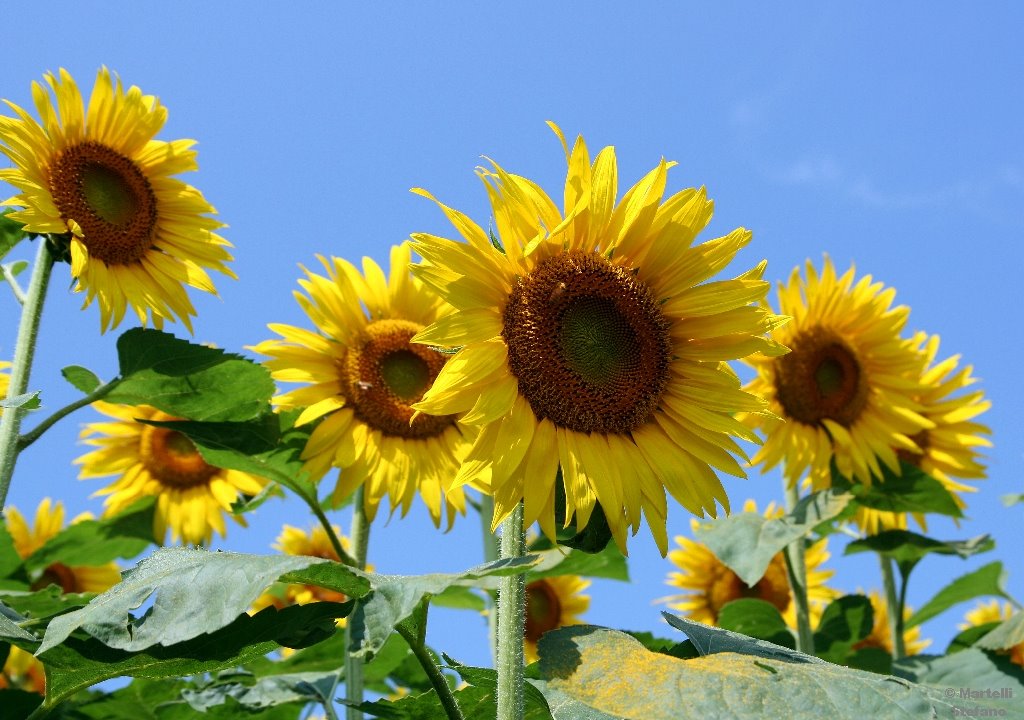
[340,319,454,438]
[774,327,868,427]
[524,579,563,643]
[897,429,930,466]
[48,141,157,265]
[140,414,219,489]
[31,562,80,594]
[502,251,671,434]
[752,555,792,614]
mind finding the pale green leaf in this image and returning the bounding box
[906,562,1011,628]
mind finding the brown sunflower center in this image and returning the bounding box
[524,579,563,643]
[340,319,453,438]
[140,414,218,489]
[896,430,930,466]
[502,251,671,434]
[48,141,157,265]
[773,327,868,427]
[31,562,81,594]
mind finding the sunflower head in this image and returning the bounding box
[853,589,931,657]
[960,601,1023,668]
[523,574,591,663]
[409,123,787,554]
[662,499,836,629]
[3,498,121,594]
[250,242,474,530]
[0,646,45,694]
[742,258,935,531]
[76,402,265,545]
[0,67,234,331]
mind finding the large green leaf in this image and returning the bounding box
[716,599,794,649]
[0,520,25,581]
[906,562,1011,628]
[107,329,274,422]
[38,547,363,653]
[833,460,963,518]
[0,610,36,643]
[694,489,851,586]
[845,530,993,575]
[0,689,42,720]
[537,622,994,719]
[0,586,95,624]
[348,556,537,659]
[894,649,1024,718]
[48,678,192,720]
[527,543,628,582]
[25,498,156,572]
[180,670,338,713]
[812,595,874,666]
[977,610,1024,652]
[38,602,347,712]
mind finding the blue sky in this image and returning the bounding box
[2,3,1022,671]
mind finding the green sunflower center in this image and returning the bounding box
[774,327,868,427]
[140,413,219,489]
[524,579,563,643]
[502,251,671,434]
[49,141,158,265]
[341,319,454,438]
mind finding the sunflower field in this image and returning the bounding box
[1,6,1021,720]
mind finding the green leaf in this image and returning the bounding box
[538,623,993,719]
[694,489,851,586]
[947,622,1001,655]
[108,328,275,422]
[38,547,357,653]
[845,531,993,574]
[977,610,1024,652]
[444,657,554,720]
[0,610,36,643]
[662,612,823,664]
[835,460,963,518]
[348,556,537,659]
[1002,493,1024,507]
[0,392,40,410]
[716,599,795,649]
[4,260,28,278]
[39,602,347,712]
[894,649,1024,718]
[845,647,892,674]
[180,670,338,713]
[25,498,156,571]
[0,689,43,720]
[61,365,103,394]
[0,211,29,261]
[50,678,192,720]
[812,595,874,665]
[906,562,1010,628]
[527,542,628,582]
[0,520,25,580]
[0,586,95,624]
[429,585,487,611]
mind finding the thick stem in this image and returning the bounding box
[17,380,117,451]
[880,555,906,660]
[395,622,466,720]
[782,480,815,654]
[0,240,56,508]
[495,502,526,720]
[345,486,370,720]
[478,491,500,667]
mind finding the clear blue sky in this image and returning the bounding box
[2,3,1022,669]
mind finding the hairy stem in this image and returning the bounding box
[396,621,466,720]
[345,486,370,720]
[0,240,56,508]
[17,380,117,451]
[783,480,815,654]
[880,555,907,660]
[495,502,526,720]
[478,491,500,666]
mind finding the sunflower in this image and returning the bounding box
[662,499,836,628]
[408,123,786,554]
[961,601,1023,668]
[742,258,934,534]
[854,589,930,656]
[0,647,45,695]
[76,402,266,544]
[250,242,473,529]
[0,67,233,331]
[523,575,590,663]
[252,524,365,626]
[5,498,122,593]
[897,332,991,526]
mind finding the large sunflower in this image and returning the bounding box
[250,242,473,528]
[76,402,265,544]
[523,575,590,663]
[409,123,786,553]
[743,258,933,533]
[854,589,930,656]
[662,500,837,628]
[961,601,1023,668]
[5,497,121,593]
[0,67,233,331]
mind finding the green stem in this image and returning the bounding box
[1,263,27,304]
[0,240,56,509]
[478,491,499,667]
[782,480,815,654]
[396,621,466,720]
[17,380,117,451]
[495,502,525,720]
[345,486,370,720]
[880,555,906,660]
[309,499,357,566]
